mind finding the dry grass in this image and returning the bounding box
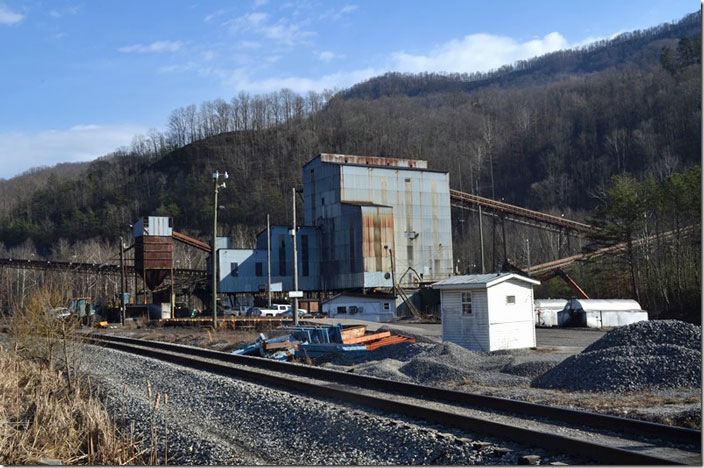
[1,285,150,464]
[0,343,148,465]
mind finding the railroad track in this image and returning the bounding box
[89,333,701,465]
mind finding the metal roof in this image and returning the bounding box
[432,272,541,289]
[321,292,396,304]
[567,299,644,312]
[341,201,392,208]
[303,153,448,174]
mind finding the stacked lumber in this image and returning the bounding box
[366,335,415,350]
[341,329,416,350]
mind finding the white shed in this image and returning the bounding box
[562,299,648,328]
[322,293,396,322]
[534,299,568,327]
[433,273,541,352]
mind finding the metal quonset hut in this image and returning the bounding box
[534,299,568,327]
[433,273,541,352]
[561,299,648,328]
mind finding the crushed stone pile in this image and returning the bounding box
[583,320,701,353]
[501,361,557,379]
[318,340,538,388]
[533,320,702,392]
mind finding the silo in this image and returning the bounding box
[133,216,174,314]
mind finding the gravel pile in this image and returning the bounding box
[80,345,549,465]
[533,320,702,392]
[583,320,701,353]
[398,357,473,385]
[319,340,539,388]
[501,361,557,379]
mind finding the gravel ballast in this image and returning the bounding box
[81,344,569,465]
[533,320,702,392]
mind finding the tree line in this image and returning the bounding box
[0,11,700,319]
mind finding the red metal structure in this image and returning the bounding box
[534,267,589,299]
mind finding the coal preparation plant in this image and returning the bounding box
[217,154,453,309]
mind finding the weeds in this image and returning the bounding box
[0,343,147,464]
[1,286,151,464]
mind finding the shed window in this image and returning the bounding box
[461,292,472,315]
[383,302,390,310]
[506,295,516,305]
[337,306,347,314]
[230,262,239,277]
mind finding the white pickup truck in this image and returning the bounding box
[258,304,291,317]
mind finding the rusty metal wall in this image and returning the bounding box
[134,236,173,271]
[317,153,428,169]
[361,205,394,287]
[302,154,453,290]
[339,164,453,285]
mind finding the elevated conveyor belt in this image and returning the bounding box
[450,189,595,234]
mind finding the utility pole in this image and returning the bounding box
[119,235,126,326]
[291,188,299,327]
[212,170,228,329]
[476,181,485,274]
[526,238,531,274]
[267,214,272,308]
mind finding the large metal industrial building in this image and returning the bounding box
[217,153,454,298]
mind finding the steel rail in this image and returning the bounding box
[89,333,699,464]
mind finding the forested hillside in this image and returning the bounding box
[0,11,700,318]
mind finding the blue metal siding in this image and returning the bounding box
[218,225,321,293]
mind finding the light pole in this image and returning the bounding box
[290,188,302,326]
[119,235,126,326]
[212,170,228,329]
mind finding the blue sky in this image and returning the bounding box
[0,0,698,179]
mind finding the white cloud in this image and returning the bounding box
[224,67,378,94]
[0,124,149,179]
[227,12,313,46]
[318,50,345,62]
[245,12,268,26]
[238,40,261,50]
[204,8,226,22]
[320,4,357,20]
[254,0,269,6]
[48,5,79,19]
[392,32,569,74]
[0,4,24,25]
[158,62,198,74]
[118,40,184,54]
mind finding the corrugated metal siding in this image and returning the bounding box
[219,225,321,293]
[361,205,394,275]
[441,290,490,351]
[134,236,173,271]
[339,165,453,285]
[567,299,644,312]
[133,216,173,237]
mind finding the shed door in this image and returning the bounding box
[442,290,488,351]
